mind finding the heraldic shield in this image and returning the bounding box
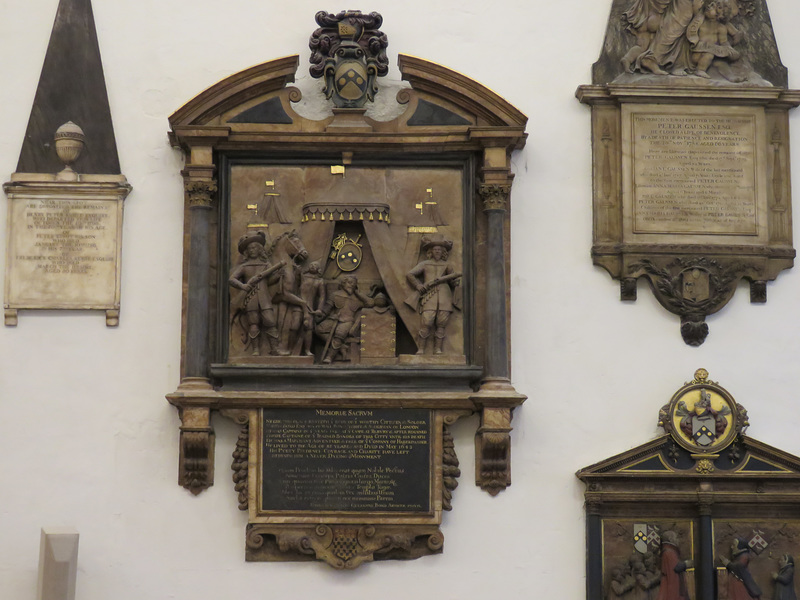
[336,240,362,272]
[659,371,742,455]
[334,60,369,102]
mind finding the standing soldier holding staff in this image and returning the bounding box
[406,234,461,355]
[229,231,285,356]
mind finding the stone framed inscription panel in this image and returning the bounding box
[5,176,129,326]
[623,105,765,239]
[579,0,799,345]
[256,408,434,515]
[166,11,527,568]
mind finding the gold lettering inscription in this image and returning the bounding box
[632,114,757,235]
[263,415,429,510]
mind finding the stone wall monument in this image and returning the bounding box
[166,11,527,568]
[578,0,798,345]
[579,369,800,599]
[4,0,131,327]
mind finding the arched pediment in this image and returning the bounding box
[168,55,300,129]
[169,54,526,151]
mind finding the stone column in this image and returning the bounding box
[697,490,715,600]
[182,149,216,380]
[585,500,604,600]
[479,182,511,381]
[472,141,522,495]
[177,145,216,494]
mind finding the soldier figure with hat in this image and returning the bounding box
[229,231,285,356]
[406,234,462,355]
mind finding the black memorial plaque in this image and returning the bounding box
[261,408,432,513]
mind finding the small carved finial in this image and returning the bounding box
[694,368,709,383]
[54,121,86,181]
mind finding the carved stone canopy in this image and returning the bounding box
[167,20,527,568]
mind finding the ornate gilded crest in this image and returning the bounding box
[658,369,749,455]
[330,233,363,272]
[308,10,389,108]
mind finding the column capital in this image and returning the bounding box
[478,183,511,212]
[185,179,218,209]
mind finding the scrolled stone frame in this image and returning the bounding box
[166,52,527,566]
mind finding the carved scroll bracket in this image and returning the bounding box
[178,405,215,495]
[474,406,514,496]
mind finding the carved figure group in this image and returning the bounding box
[406,234,461,355]
[230,228,407,364]
[607,552,662,599]
[229,230,311,357]
[606,530,697,600]
[622,0,746,81]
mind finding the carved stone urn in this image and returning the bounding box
[54,121,85,181]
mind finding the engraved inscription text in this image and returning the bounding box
[632,114,757,235]
[261,408,432,513]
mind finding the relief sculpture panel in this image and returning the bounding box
[226,166,466,364]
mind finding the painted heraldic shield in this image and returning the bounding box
[692,414,717,446]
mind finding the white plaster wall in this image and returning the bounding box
[1,1,800,598]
